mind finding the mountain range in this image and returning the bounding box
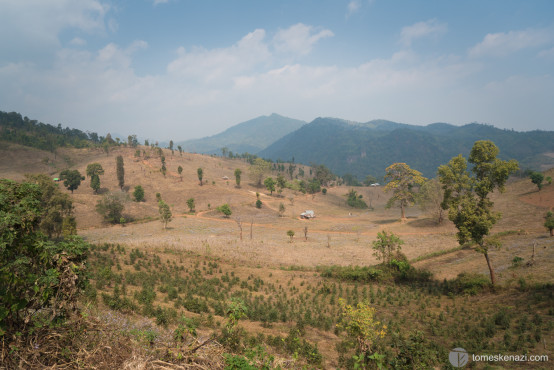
[258,117,554,178]
[176,113,306,155]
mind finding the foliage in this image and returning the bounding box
[384,163,426,219]
[442,273,491,295]
[0,179,89,338]
[0,110,98,151]
[116,155,125,190]
[96,192,126,224]
[59,169,84,193]
[158,200,172,229]
[133,185,145,202]
[255,199,262,209]
[545,211,554,237]
[364,175,378,186]
[234,168,242,187]
[276,174,286,194]
[346,189,367,209]
[312,164,335,186]
[337,298,386,356]
[263,177,276,195]
[197,167,203,186]
[186,198,195,213]
[86,163,104,194]
[287,229,295,241]
[25,174,74,238]
[248,158,271,187]
[438,140,518,284]
[160,155,166,177]
[307,178,321,194]
[278,202,285,216]
[177,165,183,180]
[529,171,544,191]
[217,204,232,218]
[372,231,404,265]
[418,178,444,224]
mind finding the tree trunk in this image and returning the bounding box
[550,228,553,237]
[484,252,496,285]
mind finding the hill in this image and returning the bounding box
[259,117,554,178]
[177,113,306,154]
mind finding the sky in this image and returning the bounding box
[1,0,553,141]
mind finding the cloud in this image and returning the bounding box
[167,29,270,83]
[0,0,108,63]
[273,23,334,56]
[153,0,170,5]
[400,19,447,47]
[69,37,87,46]
[347,0,361,16]
[469,28,553,58]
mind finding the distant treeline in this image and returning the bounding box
[0,111,101,151]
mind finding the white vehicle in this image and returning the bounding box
[300,210,315,219]
[370,183,380,187]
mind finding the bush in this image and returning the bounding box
[444,272,491,295]
[255,199,262,209]
[217,203,232,218]
[96,192,127,224]
[133,185,145,202]
[0,179,89,337]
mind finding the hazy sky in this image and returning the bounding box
[1,0,553,141]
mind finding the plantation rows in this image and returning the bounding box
[86,243,554,368]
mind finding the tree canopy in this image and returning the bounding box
[438,140,518,285]
[384,163,426,219]
[59,169,84,193]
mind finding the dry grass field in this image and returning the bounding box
[1,143,553,368]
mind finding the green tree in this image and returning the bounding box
[249,158,271,187]
[255,199,262,209]
[287,229,295,242]
[264,177,276,195]
[384,163,426,219]
[161,155,167,177]
[133,185,145,202]
[545,211,554,237]
[372,231,404,265]
[217,203,232,218]
[234,168,242,188]
[59,169,84,193]
[177,165,183,181]
[116,155,125,190]
[158,199,172,229]
[197,167,203,186]
[26,174,74,238]
[337,298,387,367]
[307,178,321,194]
[364,175,378,186]
[276,174,287,195]
[86,163,104,194]
[187,198,195,213]
[177,145,183,156]
[438,140,518,285]
[529,171,544,191]
[312,164,334,186]
[0,179,88,338]
[96,192,126,224]
[346,189,367,209]
[418,178,445,224]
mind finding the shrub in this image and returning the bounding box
[217,204,232,218]
[444,272,491,295]
[96,192,127,224]
[0,179,89,337]
[133,185,145,202]
[255,199,262,209]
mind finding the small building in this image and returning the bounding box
[300,210,315,219]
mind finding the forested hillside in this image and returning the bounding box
[0,111,99,151]
[259,118,554,178]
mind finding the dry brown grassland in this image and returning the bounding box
[1,143,553,369]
